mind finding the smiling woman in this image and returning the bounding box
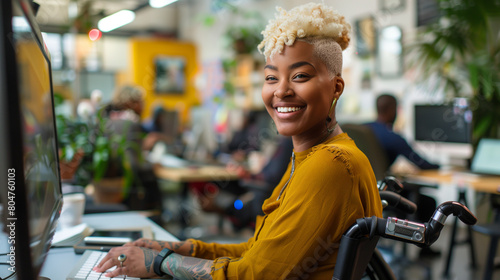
[261,40,344,152]
[93,3,383,280]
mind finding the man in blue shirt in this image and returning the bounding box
[365,94,439,170]
[366,94,440,258]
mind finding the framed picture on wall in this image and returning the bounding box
[380,0,405,13]
[154,56,186,94]
[417,0,441,26]
[355,16,376,58]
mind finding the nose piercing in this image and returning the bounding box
[275,89,292,96]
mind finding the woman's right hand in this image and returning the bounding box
[125,238,194,256]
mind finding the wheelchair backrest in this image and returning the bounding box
[332,234,380,280]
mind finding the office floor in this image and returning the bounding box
[380,226,496,280]
[158,194,499,280]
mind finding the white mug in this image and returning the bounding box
[59,193,86,229]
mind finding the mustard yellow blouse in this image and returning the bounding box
[189,133,383,279]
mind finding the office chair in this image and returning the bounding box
[342,123,439,275]
[341,123,390,181]
[472,194,500,280]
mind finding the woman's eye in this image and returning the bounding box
[293,73,309,80]
[265,76,277,81]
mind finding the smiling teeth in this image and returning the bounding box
[277,107,301,113]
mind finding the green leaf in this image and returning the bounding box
[468,63,479,90]
[92,150,109,181]
[65,146,75,162]
[201,15,216,27]
[473,114,493,140]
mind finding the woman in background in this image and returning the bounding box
[103,84,163,212]
[95,3,382,279]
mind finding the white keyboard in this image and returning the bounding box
[66,250,140,280]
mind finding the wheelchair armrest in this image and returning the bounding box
[379,191,417,214]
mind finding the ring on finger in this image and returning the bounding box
[118,254,127,279]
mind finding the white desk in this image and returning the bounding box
[40,211,178,280]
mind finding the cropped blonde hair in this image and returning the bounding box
[258,2,351,77]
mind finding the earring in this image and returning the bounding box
[326,121,338,134]
[326,98,337,123]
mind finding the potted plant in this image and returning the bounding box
[407,0,500,147]
[202,3,264,100]
[55,95,139,204]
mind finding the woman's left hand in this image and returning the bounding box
[93,246,160,278]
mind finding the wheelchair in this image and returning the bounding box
[332,177,478,280]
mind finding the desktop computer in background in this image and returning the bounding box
[412,99,476,215]
[0,0,63,279]
[413,98,474,167]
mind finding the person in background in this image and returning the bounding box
[103,84,163,212]
[222,110,261,163]
[141,105,180,151]
[95,3,382,279]
[365,93,441,258]
[365,94,440,170]
[197,135,293,231]
[142,105,167,133]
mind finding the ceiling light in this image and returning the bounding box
[98,10,135,32]
[149,0,178,8]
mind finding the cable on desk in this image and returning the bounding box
[49,245,74,249]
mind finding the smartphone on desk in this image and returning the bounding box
[83,236,133,245]
[74,228,152,254]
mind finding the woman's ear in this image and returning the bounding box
[334,76,345,98]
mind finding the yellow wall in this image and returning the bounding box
[130,38,200,123]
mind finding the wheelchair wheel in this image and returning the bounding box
[361,249,396,280]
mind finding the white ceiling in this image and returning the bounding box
[34,0,180,35]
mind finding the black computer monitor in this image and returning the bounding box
[414,100,473,144]
[0,0,63,279]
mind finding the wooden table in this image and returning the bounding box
[400,168,500,277]
[403,168,500,194]
[153,164,240,183]
[152,163,241,238]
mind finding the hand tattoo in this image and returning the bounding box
[141,248,157,273]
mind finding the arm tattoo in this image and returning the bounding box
[156,241,184,251]
[189,242,194,255]
[141,248,157,273]
[161,254,213,280]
